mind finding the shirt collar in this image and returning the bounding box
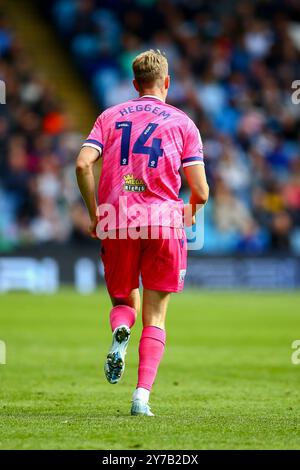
[139,94,165,103]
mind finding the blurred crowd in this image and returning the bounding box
[0,11,93,251]
[1,0,300,254]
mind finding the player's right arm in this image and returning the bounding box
[76,146,101,238]
[76,114,104,238]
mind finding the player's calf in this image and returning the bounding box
[130,325,166,415]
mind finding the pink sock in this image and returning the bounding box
[109,305,136,332]
[137,326,166,391]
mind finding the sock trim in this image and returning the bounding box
[140,326,166,345]
[109,305,136,331]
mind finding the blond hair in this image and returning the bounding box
[132,49,168,87]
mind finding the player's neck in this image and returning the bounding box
[139,90,166,103]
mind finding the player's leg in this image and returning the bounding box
[110,288,140,311]
[131,227,187,416]
[101,236,141,384]
[131,289,169,416]
[141,288,169,328]
[108,288,140,340]
[105,289,140,384]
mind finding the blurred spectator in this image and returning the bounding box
[213,179,253,233]
[270,211,292,251]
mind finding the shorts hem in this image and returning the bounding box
[107,285,140,298]
[142,283,184,293]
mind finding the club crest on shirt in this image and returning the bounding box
[123,174,147,192]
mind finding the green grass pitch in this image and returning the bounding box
[0,289,300,449]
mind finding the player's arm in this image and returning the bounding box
[184,164,209,220]
[181,119,209,225]
[76,146,102,238]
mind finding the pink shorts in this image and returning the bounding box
[100,227,187,298]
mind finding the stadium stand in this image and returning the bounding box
[0,8,95,251]
[1,0,300,255]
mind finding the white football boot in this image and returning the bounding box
[104,325,130,384]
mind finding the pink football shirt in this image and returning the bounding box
[82,95,204,229]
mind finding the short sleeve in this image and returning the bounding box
[81,114,104,155]
[181,120,204,168]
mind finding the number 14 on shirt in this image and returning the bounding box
[115,121,163,168]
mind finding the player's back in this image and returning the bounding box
[83,95,203,229]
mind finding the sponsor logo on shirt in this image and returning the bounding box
[123,174,147,192]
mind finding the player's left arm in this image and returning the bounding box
[76,146,102,238]
[181,119,209,226]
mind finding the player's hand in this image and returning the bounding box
[88,217,98,239]
[184,204,196,227]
